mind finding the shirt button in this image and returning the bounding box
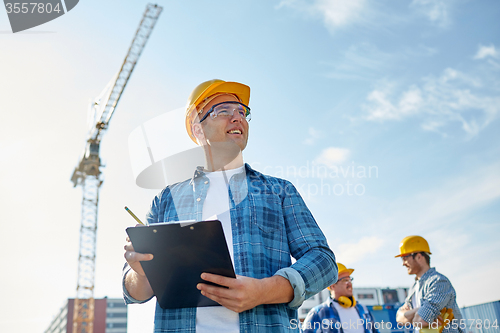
[196,198,201,202]
[204,181,208,184]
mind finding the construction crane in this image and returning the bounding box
[70,4,162,333]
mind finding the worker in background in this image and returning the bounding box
[395,235,463,333]
[122,79,337,332]
[302,263,379,333]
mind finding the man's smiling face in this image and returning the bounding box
[401,253,422,275]
[196,94,250,152]
[330,273,353,299]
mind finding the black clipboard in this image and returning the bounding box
[126,220,236,309]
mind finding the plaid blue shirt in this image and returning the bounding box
[406,267,463,333]
[302,298,380,333]
[123,163,337,332]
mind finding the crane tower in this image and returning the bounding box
[70,4,162,333]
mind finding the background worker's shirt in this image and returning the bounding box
[302,298,379,333]
[123,163,338,333]
[332,301,365,333]
[405,268,464,333]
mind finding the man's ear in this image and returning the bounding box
[192,123,205,142]
[415,252,425,264]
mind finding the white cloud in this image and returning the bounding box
[410,0,451,27]
[277,0,368,32]
[474,44,498,60]
[362,67,500,137]
[365,83,423,121]
[315,0,367,28]
[314,147,350,167]
[365,87,398,120]
[303,127,323,145]
[279,0,459,34]
[420,120,447,137]
[336,236,385,264]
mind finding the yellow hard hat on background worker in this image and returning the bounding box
[326,262,354,289]
[336,263,354,279]
[185,79,251,144]
[395,235,432,258]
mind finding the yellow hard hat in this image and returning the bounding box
[337,263,354,277]
[395,235,432,258]
[328,263,354,290]
[185,79,250,143]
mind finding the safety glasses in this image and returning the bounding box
[401,253,418,261]
[199,101,251,123]
[338,276,354,284]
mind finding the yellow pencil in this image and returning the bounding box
[124,206,145,225]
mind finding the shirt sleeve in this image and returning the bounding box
[418,276,454,323]
[145,190,162,225]
[276,180,338,309]
[122,193,161,304]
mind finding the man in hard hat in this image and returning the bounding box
[302,263,379,333]
[395,235,463,332]
[122,79,337,332]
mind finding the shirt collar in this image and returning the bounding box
[191,163,255,180]
[417,267,435,281]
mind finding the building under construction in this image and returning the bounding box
[44,298,127,333]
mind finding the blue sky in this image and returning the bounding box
[1,0,499,332]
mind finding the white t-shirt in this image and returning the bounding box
[332,301,365,333]
[412,280,421,333]
[412,280,421,308]
[196,166,244,333]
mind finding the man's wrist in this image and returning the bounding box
[413,313,430,327]
[127,268,148,284]
[260,275,294,305]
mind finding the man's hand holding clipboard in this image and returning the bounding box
[197,273,293,313]
[123,207,154,301]
[124,217,237,309]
